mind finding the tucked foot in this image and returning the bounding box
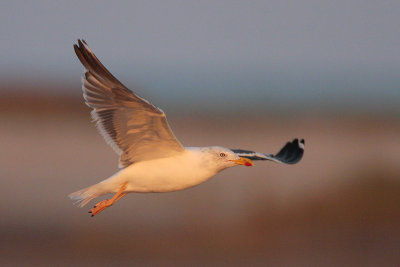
[89,199,113,217]
[88,182,128,217]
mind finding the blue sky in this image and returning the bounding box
[1,1,399,113]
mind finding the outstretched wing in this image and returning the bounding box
[74,39,184,168]
[232,139,305,164]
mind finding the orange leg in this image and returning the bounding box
[89,182,128,217]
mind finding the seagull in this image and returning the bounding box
[69,40,305,216]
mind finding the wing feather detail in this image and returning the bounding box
[232,139,305,165]
[74,40,184,168]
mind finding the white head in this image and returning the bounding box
[199,146,253,172]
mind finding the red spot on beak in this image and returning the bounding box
[245,162,252,167]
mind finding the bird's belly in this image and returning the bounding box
[116,156,215,193]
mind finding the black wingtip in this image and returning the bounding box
[273,138,305,164]
[74,39,86,51]
[77,39,84,47]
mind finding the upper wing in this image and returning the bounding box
[74,40,184,168]
[232,139,305,164]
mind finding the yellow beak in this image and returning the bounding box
[231,157,253,167]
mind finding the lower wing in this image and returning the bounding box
[232,139,305,165]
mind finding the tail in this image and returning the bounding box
[68,183,103,207]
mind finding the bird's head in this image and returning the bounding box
[202,146,253,171]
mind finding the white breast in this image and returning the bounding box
[109,149,218,193]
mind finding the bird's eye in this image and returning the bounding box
[219,153,226,157]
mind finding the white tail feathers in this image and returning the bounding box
[69,184,102,207]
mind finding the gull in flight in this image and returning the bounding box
[69,40,305,216]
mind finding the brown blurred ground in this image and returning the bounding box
[1,92,400,266]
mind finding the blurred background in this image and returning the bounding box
[1,1,400,266]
